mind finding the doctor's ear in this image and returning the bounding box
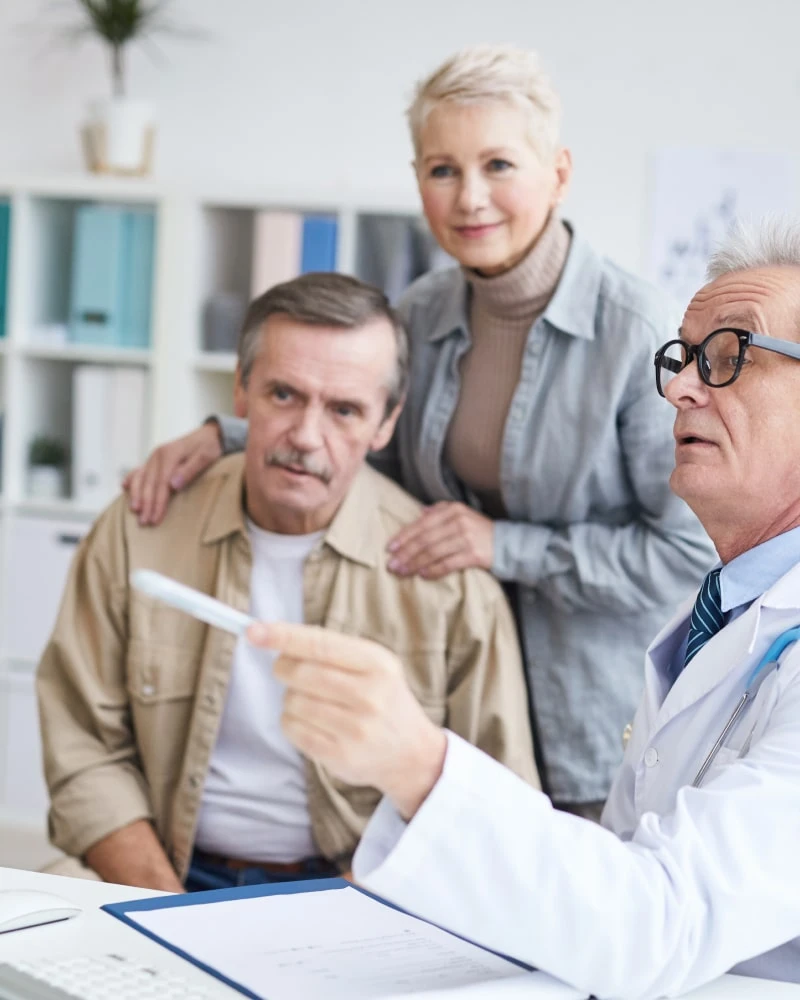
[234,365,249,418]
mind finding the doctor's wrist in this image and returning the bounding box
[385,726,447,822]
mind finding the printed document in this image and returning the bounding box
[130,884,581,998]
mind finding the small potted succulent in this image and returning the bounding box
[28,436,69,499]
[68,0,194,175]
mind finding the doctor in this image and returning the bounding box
[248,218,800,1000]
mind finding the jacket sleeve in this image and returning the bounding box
[443,571,539,788]
[492,363,716,616]
[355,661,800,998]
[213,414,248,455]
[36,500,153,859]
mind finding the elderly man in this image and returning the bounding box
[246,221,800,997]
[37,272,536,893]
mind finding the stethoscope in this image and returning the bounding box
[692,625,800,787]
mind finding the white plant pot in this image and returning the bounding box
[83,98,156,175]
[27,465,66,500]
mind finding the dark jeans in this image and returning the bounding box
[185,850,339,893]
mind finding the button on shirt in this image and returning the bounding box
[670,525,800,685]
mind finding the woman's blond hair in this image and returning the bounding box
[407,45,562,162]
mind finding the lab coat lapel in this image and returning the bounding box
[641,597,693,722]
[653,600,762,731]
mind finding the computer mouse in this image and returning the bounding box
[0,889,82,933]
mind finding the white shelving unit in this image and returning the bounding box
[0,174,424,865]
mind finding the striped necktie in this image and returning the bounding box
[684,568,725,669]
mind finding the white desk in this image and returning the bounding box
[0,867,797,1000]
[0,867,240,998]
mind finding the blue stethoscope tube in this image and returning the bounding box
[692,625,800,787]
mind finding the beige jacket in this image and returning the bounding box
[37,456,538,879]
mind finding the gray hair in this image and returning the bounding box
[406,44,562,162]
[707,217,800,281]
[238,272,409,419]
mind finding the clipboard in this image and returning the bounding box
[102,877,545,1000]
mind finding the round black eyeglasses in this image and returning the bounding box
[654,327,800,398]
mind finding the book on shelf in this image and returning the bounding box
[69,204,156,349]
[300,215,338,273]
[250,211,303,296]
[250,211,338,297]
[72,365,148,507]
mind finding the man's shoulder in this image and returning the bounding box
[363,467,507,602]
[94,453,244,552]
[364,464,425,527]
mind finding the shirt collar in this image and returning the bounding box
[201,456,380,570]
[720,524,800,613]
[538,224,602,341]
[201,457,249,544]
[322,464,381,568]
[425,222,601,345]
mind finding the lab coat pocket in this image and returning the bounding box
[701,745,744,784]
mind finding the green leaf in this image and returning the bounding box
[72,0,170,47]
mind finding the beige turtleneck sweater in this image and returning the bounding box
[445,214,571,517]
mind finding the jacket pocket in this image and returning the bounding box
[126,644,200,703]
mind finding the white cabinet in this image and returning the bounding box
[0,669,49,821]
[4,515,87,664]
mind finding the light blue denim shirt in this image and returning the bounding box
[217,226,716,801]
[671,525,800,683]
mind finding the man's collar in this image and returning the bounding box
[426,223,602,345]
[201,456,249,545]
[720,525,800,614]
[322,465,381,569]
[201,456,380,569]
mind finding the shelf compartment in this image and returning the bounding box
[194,351,237,373]
[21,342,153,365]
[18,196,158,351]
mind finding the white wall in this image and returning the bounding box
[1,0,799,275]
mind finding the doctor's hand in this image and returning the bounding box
[387,502,494,580]
[124,422,223,526]
[248,621,447,821]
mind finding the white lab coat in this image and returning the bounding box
[353,563,800,999]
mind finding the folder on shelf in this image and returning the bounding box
[72,364,148,506]
[250,211,340,297]
[250,211,302,296]
[103,878,577,1000]
[300,214,338,273]
[69,203,155,348]
[0,201,10,339]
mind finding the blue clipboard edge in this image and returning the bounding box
[102,876,534,1000]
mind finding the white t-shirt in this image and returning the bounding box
[194,520,324,863]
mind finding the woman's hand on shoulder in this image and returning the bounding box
[386,502,494,580]
[124,422,223,526]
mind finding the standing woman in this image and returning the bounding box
[127,46,714,817]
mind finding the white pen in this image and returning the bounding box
[130,569,256,637]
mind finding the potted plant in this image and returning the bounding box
[70,0,189,175]
[28,436,69,500]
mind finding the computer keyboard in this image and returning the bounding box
[0,953,212,1000]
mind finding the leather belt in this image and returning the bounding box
[193,847,337,875]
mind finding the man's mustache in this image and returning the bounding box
[266,448,333,485]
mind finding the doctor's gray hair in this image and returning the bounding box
[237,272,409,419]
[707,217,800,280]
